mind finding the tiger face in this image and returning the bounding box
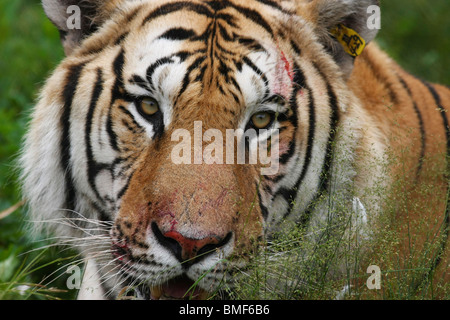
[22,0,401,299]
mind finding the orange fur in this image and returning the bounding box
[349,44,449,291]
[23,0,449,299]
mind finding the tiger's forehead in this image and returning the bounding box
[120,3,295,127]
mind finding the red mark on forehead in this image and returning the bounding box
[273,47,294,99]
[280,50,294,82]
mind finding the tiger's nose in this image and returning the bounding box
[151,223,232,267]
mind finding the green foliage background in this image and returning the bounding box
[0,0,449,299]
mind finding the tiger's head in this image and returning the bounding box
[22,0,380,299]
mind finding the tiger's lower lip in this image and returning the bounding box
[146,276,209,300]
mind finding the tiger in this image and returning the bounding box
[20,0,449,300]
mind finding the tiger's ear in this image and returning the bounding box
[42,0,117,55]
[297,0,380,76]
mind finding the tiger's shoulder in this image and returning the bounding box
[350,43,449,173]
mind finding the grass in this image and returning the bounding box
[0,0,77,299]
[0,248,77,300]
[0,0,449,300]
[228,151,449,300]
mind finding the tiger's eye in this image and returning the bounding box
[251,112,273,129]
[138,97,159,116]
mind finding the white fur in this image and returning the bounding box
[22,0,386,300]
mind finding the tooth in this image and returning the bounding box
[151,286,162,300]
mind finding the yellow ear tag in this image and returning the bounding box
[330,24,366,57]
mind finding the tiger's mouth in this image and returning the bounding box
[137,276,209,300]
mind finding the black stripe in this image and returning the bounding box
[316,90,338,196]
[142,2,214,25]
[257,188,269,220]
[118,105,143,131]
[418,80,450,289]
[291,68,315,198]
[297,71,340,227]
[315,64,340,196]
[108,49,127,152]
[230,3,273,36]
[268,64,304,183]
[129,75,152,92]
[280,97,314,219]
[230,76,242,95]
[145,51,193,90]
[218,59,233,80]
[274,64,315,220]
[422,81,450,155]
[146,57,176,88]
[114,32,129,46]
[208,0,274,36]
[255,0,285,11]
[207,20,218,83]
[237,37,266,52]
[85,68,108,205]
[290,40,302,56]
[278,140,295,165]
[216,13,238,28]
[158,27,197,41]
[61,63,86,211]
[123,5,142,23]
[398,75,426,179]
[361,54,398,105]
[176,55,207,101]
[217,26,235,46]
[116,173,133,201]
[142,1,273,37]
[242,56,270,99]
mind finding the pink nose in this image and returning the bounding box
[151,223,232,266]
